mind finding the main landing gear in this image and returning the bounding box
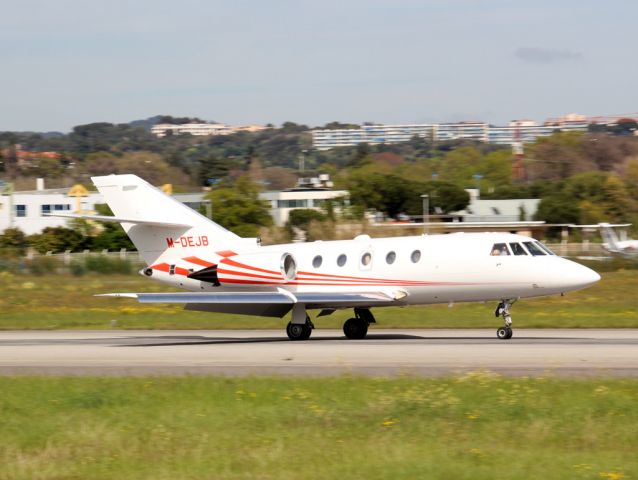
[495,300,514,340]
[343,308,375,340]
[285,307,376,341]
[286,316,314,341]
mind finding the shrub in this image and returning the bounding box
[84,256,132,275]
[28,256,58,275]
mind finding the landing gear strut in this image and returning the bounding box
[343,308,375,340]
[495,300,514,340]
[286,316,314,341]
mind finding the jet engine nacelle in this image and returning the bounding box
[217,252,297,286]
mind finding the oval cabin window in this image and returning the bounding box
[337,254,347,267]
[361,252,372,266]
[411,250,421,263]
[312,255,322,268]
[386,251,396,264]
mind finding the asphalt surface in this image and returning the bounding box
[0,329,637,377]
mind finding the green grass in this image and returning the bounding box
[0,268,636,330]
[0,375,635,479]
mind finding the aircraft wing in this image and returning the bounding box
[98,289,404,318]
[46,213,192,228]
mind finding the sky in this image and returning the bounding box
[0,0,636,132]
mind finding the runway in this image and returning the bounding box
[0,329,637,377]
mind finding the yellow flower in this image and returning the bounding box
[599,471,625,480]
[382,418,398,427]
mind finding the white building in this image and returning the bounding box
[312,118,588,150]
[151,123,233,137]
[259,175,348,226]
[0,185,104,235]
[0,180,211,235]
[151,123,268,138]
[453,189,540,223]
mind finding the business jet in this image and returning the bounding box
[54,174,601,341]
[599,223,638,258]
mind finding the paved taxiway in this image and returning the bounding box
[0,329,636,377]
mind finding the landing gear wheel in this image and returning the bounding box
[286,321,312,341]
[495,300,515,340]
[343,318,368,340]
[496,326,513,340]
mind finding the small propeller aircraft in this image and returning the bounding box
[54,174,600,341]
[598,223,638,258]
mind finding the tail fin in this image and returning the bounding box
[92,174,240,265]
[599,223,620,252]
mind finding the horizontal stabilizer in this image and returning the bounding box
[47,213,192,228]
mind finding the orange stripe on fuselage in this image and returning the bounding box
[183,256,216,268]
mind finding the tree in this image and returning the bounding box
[347,173,469,218]
[90,204,135,251]
[601,175,632,222]
[621,158,638,202]
[347,143,372,168]
[527,132,595,181]
[285,209,327,241]
[0,227,28,256]
[286,209,326,229]
[198,154,229,186]
[27,227,88,254]
[207,175,273,237]
[534,195,580,224]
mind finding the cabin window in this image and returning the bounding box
[169,264,176,275]
[386,251,396,264]
[337,254,347,267]
[411,250,421,263]
[536,242,556,255]
[361,252,372,266]
[312,255,322,268]
[523,241,546,256]
[509,242,527,256]
[490,243,510,256]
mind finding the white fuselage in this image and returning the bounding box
[148,232,600,308]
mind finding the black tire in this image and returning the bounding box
[287,321,312,341]
[496,327,510,340]
[343,318,368,340]
[505,327,513,339]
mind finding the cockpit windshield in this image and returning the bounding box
[490,243,510,256]
[535,241,556,255]
[523,241,546,256]
[509,242,528,256]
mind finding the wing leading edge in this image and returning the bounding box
[97,289,405,318]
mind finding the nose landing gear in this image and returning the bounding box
[495,300,514,340]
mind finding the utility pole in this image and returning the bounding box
[421,194,429,234]
[299,149,308,174]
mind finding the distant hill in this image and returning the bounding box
[127,115,213,131]
[127,115,164,131]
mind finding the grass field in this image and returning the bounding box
[0,268,637,330]
[0,375,635,479]
[0,267,636,330]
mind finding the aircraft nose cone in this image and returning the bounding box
[566,262,601,289]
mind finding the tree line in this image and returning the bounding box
[1,117,638,250]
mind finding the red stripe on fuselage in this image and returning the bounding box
[216,250,237,258]
[183,256,216,268]
[217,268,283,281]
[220,257,281,276]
